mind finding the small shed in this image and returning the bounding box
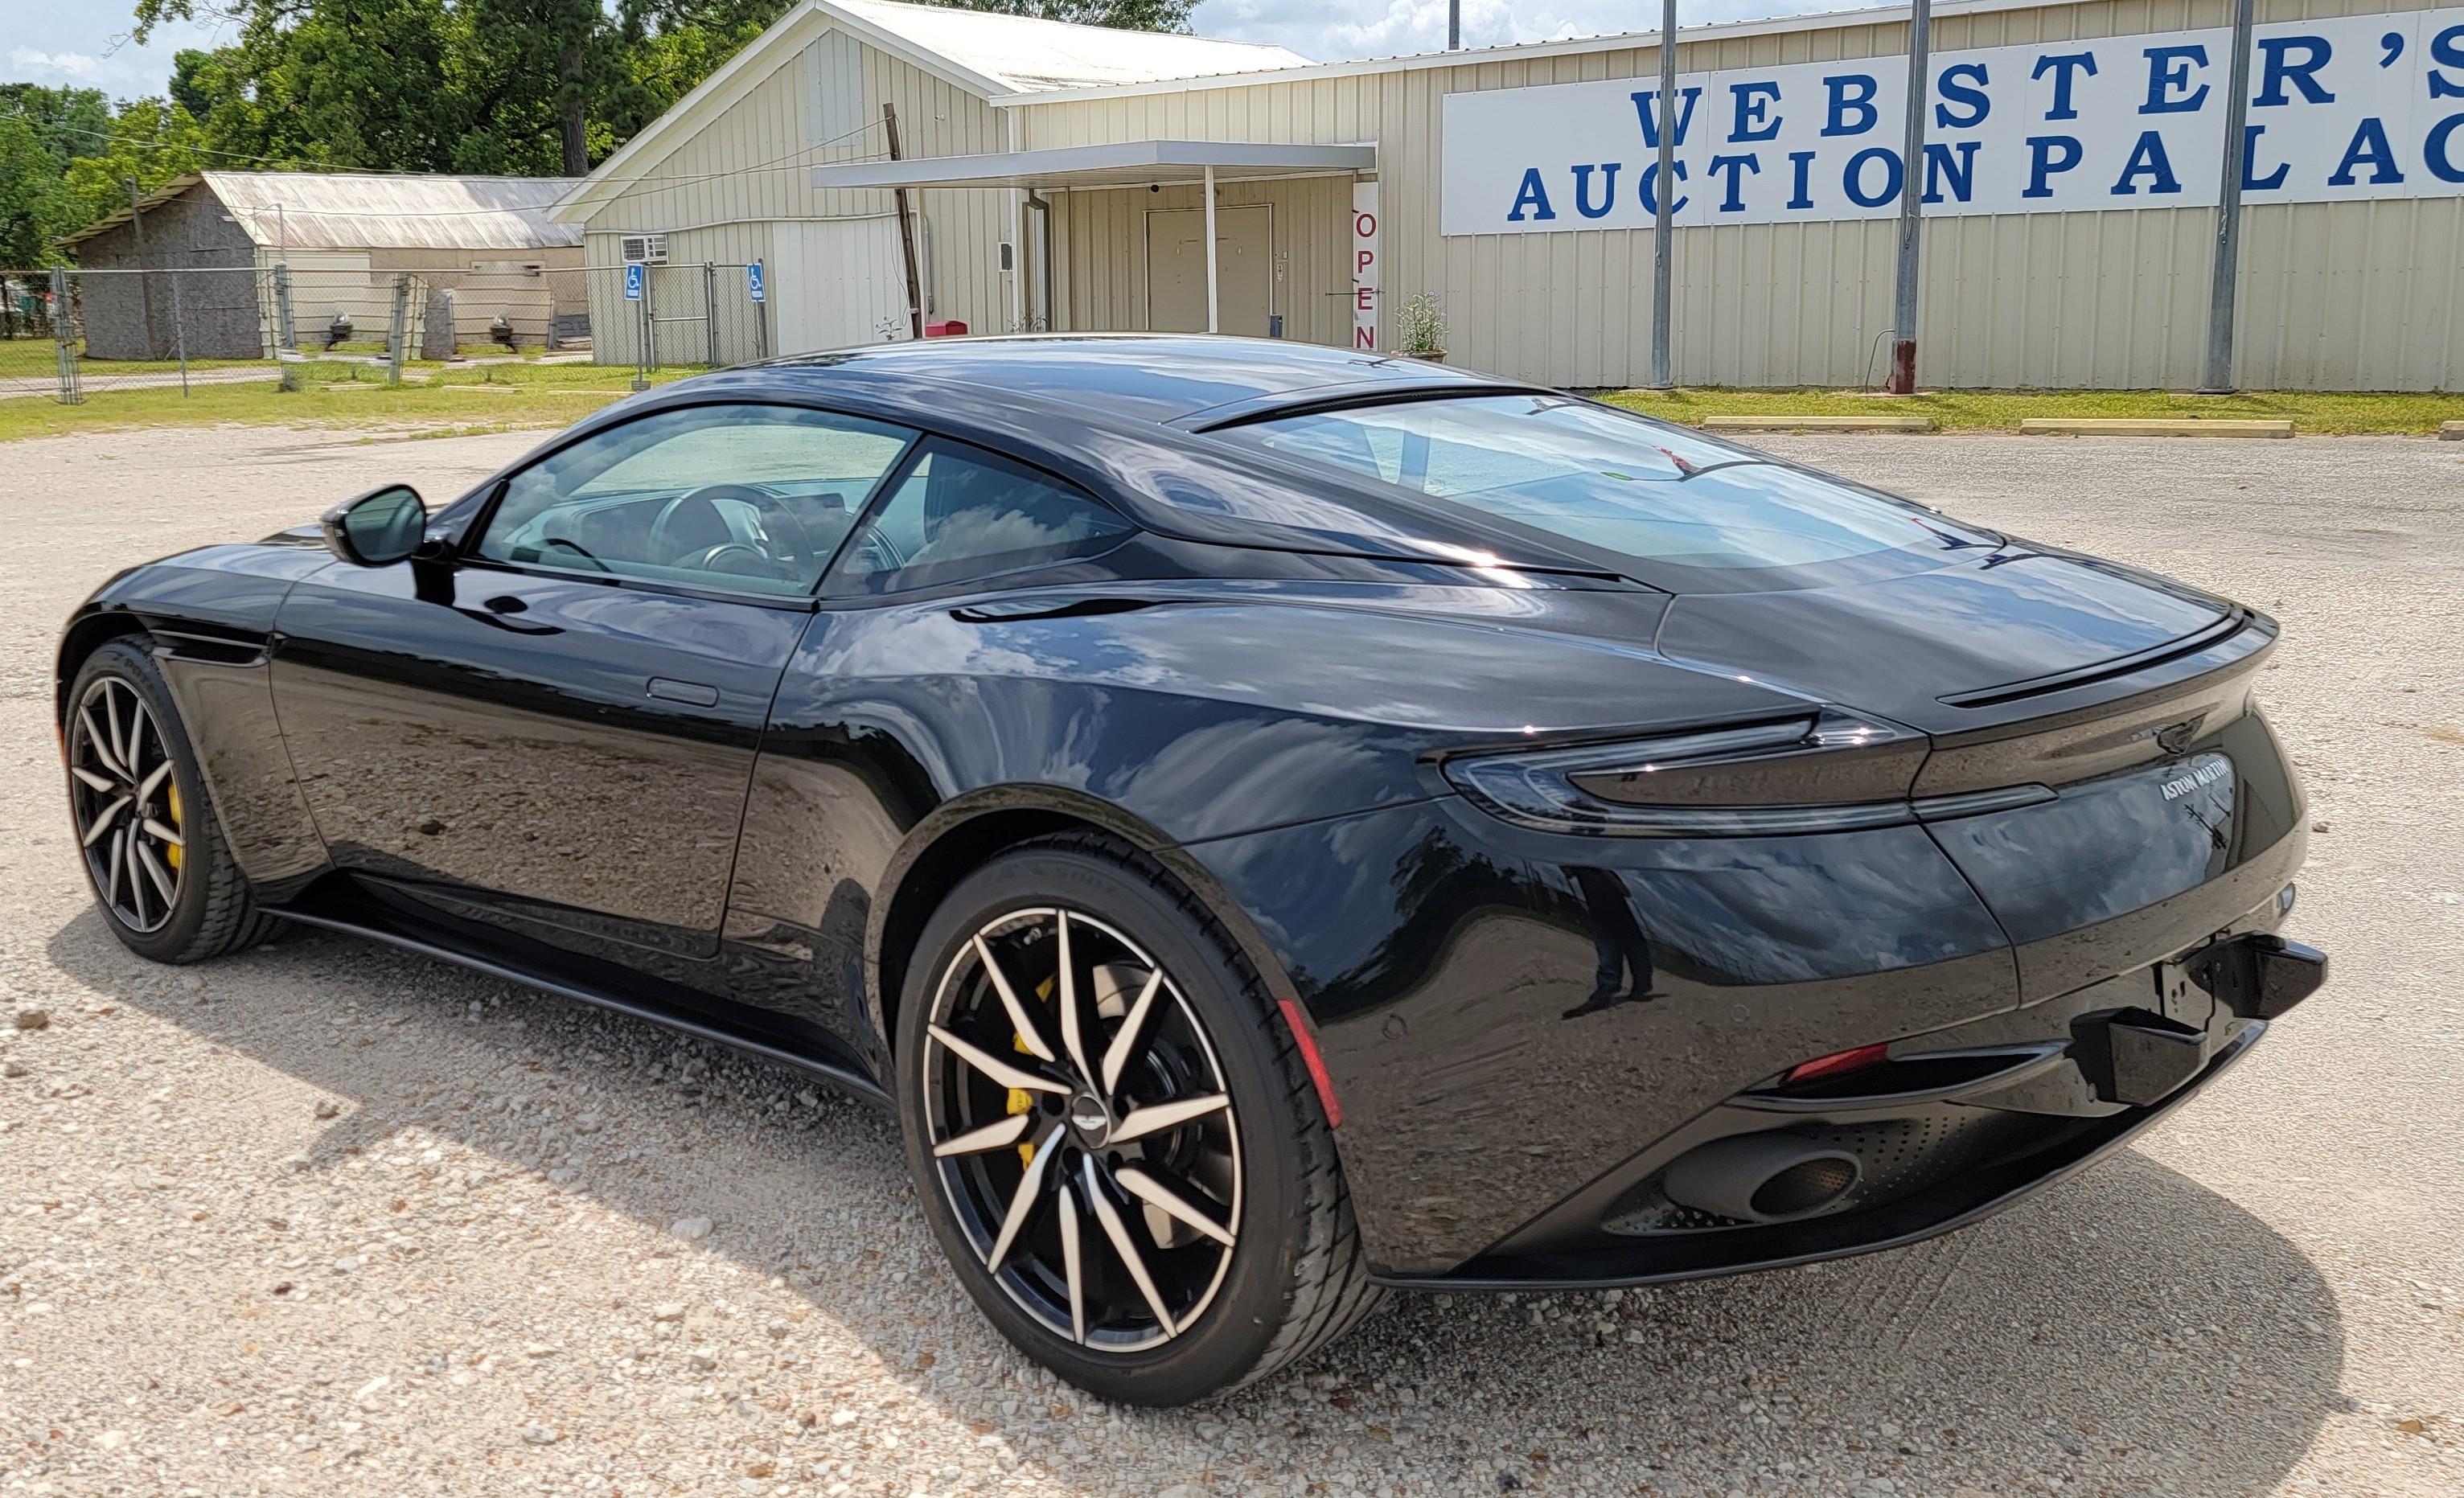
[59,171,585,360]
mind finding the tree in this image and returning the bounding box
[0,115,69,269]
[1,85,114,267]
[0,85,195,266]
[57,98,210,240]
[942,0,1194,29]
[460,0,617,175]
[121,0,1197,181]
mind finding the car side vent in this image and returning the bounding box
[142,618,269,667]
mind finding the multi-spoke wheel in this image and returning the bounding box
[897,836,1382,1406]
[68,675,186,934]
[63,641,277,963]
[923,906,1241,1351]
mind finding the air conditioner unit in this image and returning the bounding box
[619,233,668,265]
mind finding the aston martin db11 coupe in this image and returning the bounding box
[60,335,2326,1404]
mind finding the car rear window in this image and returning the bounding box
[1220,395,1997,573]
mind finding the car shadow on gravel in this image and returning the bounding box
[55,910,2347,1495]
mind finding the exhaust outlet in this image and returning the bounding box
[1661,1134,1862,1223]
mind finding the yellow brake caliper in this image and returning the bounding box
[163,781,183,871]
[1009,975,1056,1168]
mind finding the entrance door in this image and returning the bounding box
[770,215,915,352]
[1147,205,1271,336]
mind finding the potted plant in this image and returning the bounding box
[1396,291,1448,363]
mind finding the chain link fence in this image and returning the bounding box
[598,261,769,375]
[2,261,774,407]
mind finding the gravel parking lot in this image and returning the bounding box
[3,422,2461,1498]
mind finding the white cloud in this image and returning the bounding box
[10,47,103,79]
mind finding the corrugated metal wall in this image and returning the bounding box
[1016,0,2462,390]
[1050,175,1352,343]
[577,21,1016,363]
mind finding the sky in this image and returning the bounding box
[11,0,1836,103]
[10,2,233,99]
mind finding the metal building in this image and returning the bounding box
[61,173,585,359]
[552,0,2464,390]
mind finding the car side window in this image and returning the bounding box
[823,438,1133,597]
[474,404,915,595]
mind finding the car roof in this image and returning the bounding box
[754,334,1511,425]
[551,336,1649,580]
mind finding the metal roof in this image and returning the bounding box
[810,139,1374,192]
[60,171,584,252]
[993,0,2094,105]
[827,0,1310,93]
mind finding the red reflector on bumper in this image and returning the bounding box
[1784,1042,1889,1086]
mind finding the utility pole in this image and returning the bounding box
[129,177,158,359]
[1448,0,1460,50]
[882,103,926,340]
[2200,0,2257,393]
[1884,0,1931,394]
[1649,0,1677,388]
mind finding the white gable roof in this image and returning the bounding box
[62,170,582,252]
[552,0,1312,221]
[829,0,1308,92]
[207,172,583,252]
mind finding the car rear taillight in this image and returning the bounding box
[1441,710,1928,836]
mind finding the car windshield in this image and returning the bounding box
[1222,394,1998,573]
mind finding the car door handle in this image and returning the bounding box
[951,594,1159,623]
[455,599,559,634]
[646,677,720,707]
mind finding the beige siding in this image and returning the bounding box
[1013,0,2464,390]
[1050,175,1353,343]
[573,21,1016,362]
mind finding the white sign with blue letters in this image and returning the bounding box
[1439,8,2464,234]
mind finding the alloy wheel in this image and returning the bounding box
[922,907,1242,1352]
[68,676,184,934]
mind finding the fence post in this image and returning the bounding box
[51,266,80,405]
[704,261,720,367]
[387,274,412,384]
[169,262,191,397]
[273,263,296,353]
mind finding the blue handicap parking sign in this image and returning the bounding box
[747,261,766,304]
[624,263,644,302]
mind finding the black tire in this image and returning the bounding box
[64,639,278,964]
[895,834,1381,1406]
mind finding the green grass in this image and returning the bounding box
[0,359,701,444]
[0,335,277,380]
[1594,386,2464,436]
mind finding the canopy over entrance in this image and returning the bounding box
[807,138,1374,193]
[813,139,1374,338]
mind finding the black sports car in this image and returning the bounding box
[59,336,2324,1406]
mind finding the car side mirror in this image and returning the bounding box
[320,485,429,566]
